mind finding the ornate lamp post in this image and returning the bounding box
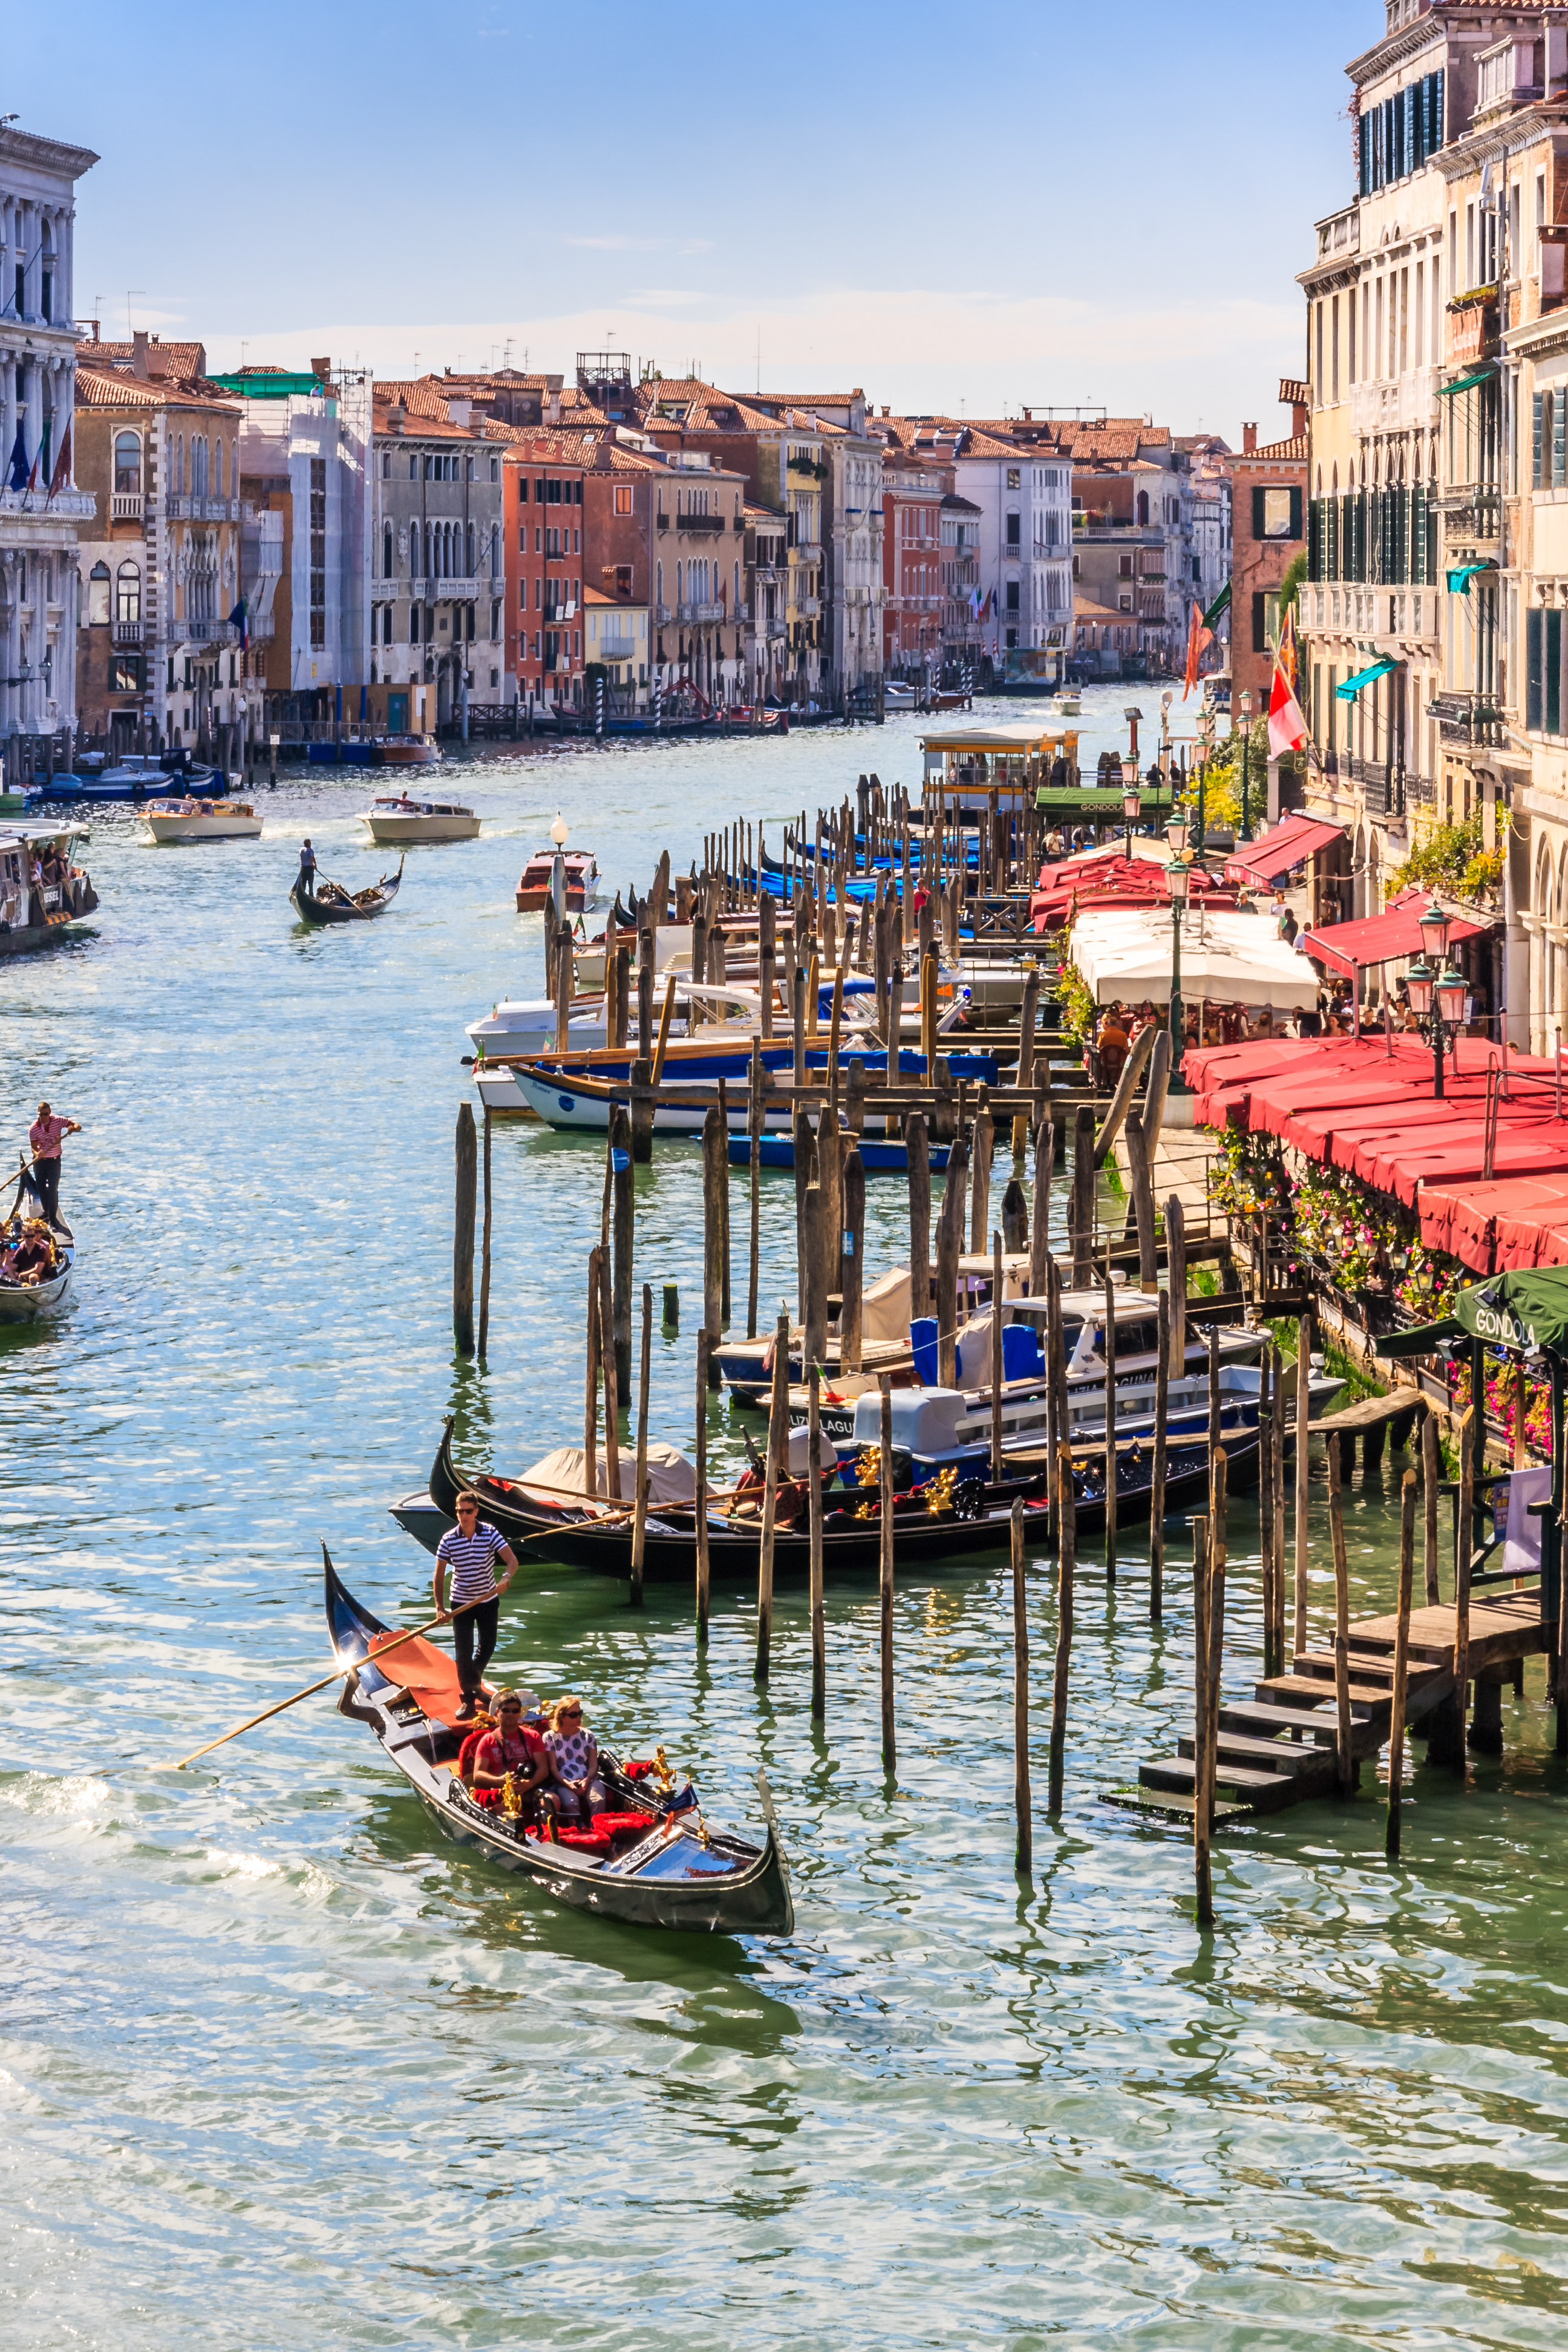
[1237,687,1255,841]
[1404,903,1466,1099]
[1121,756,1142,858]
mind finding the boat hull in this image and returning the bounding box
[290,863,403,925]
[145,814,262,841]
[362,814,480,843]
[0,1263,71,1318]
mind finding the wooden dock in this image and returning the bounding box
[1123,1590,1549,1819]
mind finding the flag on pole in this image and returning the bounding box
[5,426,24,492]
[1267,652,1308,760]
[1200,581,1231,631]
[45,423,71,503]
[1181,598,1212,699]
[1277,601,1299,696]
[229,596,250,652]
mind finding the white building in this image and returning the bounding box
[0,124,97,754]
[236,365,374,717]
[949,426,1074,677]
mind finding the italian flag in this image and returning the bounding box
[1267,654,1307,760]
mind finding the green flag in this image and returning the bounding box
[1201,582,1231,632]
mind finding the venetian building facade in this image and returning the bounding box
[0,125,97,749]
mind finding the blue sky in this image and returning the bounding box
[17,0,1374,442]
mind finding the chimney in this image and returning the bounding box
[1292,399,1308,440]
[1242,422,1258,453]
[310,356,332,390]
[1022,406,1033,421]
[546,387,561,425]
[132,329,150,379]
[91,317,100,344]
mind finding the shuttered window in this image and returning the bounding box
[1252,591,1268,654]
[1555,394,1567,490]
[1534,390,1544,489]
[1528,608,1545,731]
[1550,610,1563,737]
[1411,482,1426,584]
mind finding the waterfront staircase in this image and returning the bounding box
[1124,1591,1548,1820]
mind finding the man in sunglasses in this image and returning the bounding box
[433,1488,519,1721]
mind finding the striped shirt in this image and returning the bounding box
[436,1521,507,1607]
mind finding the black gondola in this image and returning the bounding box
[290,854,405,925]
[324,1547,794,1935]
[426,1417,1254,1581]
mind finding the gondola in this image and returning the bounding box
[426,1417,1253,1579]
[324,1548,793,1935]
[290,854,405,925]
[0,1169,73,1320]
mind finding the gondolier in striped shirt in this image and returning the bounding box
[433,1490,520,1721]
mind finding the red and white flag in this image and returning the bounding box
[1267,655,1307,760]
[1181,599,1210,699]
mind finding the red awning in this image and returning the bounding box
[1420,1178,1568,1272]
[1298,888,1495,979]
[1224,815,1345,887]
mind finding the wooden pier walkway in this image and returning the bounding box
[1128,1590,1548,1819]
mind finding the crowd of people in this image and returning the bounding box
[0,1217,59,1286]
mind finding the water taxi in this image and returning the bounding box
[360,793,480,844]
[145,796,263,842]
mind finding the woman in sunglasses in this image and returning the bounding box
[545,1695,606,1822]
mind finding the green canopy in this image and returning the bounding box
[1336,655,1397,702]
[1376,1265,1568,1361]
[1446,560,1495,595]
[1438,364,1497,397]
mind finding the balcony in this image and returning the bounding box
[112,619,143,647]
[1440,485,1501,546]
[175,617,235,644]
[110,492,143,520]
[1349,368,1439,435]
[1430,689,1505,748]
[1315,204,1361,262]
[596,636,638,661]
[1356,761,1406,818]
[678,512,725,535]
[164,495,243,521]
[798,595,821,618]
[679,600,724,623]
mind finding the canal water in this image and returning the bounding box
[5,688,1568,2348]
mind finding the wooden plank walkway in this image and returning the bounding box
[1126,1592,1549,1819]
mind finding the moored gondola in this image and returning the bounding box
[290,854,405,925]
[423,1415,1253,1578]
[323,1547,794,1935]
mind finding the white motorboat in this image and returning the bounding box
[145,795,263,842]
[1052,689,1082,717]
[884,681,918,713]
[360,794,480,844]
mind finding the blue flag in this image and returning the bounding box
[6,427,26,492]
[228,597,249,651]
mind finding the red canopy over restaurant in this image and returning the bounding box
[1298,887,1494,980]
[1223,814,1345,889]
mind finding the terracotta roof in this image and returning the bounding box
[1074,593,1138,623]
[745,501,785,520]
[75,365,240,416]
[636,376,803,436]
[76,335,207,382]
[373,379,457,420]
[1238,436,1308,463]
[751,391,863,407]
[1278,377,1309,408]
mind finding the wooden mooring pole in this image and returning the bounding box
[1047,1441,1074,1817]
[694,1330,711,1642]
[478,1103,493,1360]
[880,1374,896,1777]
[1422,1408,1442,1604]
[1328,1432,1353,1796]
[1011,1496,1031,1874]
[630,1282,652,1609]
[809,1364,826,1720]
[756,1310,788,1684]
[453,1102,477,1357]
[1150,1289,1168,1622]
[1386,1466,1416,1862]
[1293,1314,1312,1661]
[1192,1512,1213,1926]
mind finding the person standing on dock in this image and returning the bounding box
[27,1101,80,1227]
[433,1489,519,1721]
[297,838,317,900]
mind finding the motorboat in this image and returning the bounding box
[516,847,598,912]
[374,736,442,768]
[359,793,481,844]
[1052,689,1082,717]
[144,796,263,842]
[39,756,221,803]
[0,824,99,956]
[883,681,918,713]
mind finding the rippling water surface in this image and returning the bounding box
[6,690,1568,2348]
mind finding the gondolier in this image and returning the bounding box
[433,1489,520,1721]
[297,838,316,898]
[27,1101,80,1226]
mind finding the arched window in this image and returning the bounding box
[39,218,53,322]
[87,560,111,626]
[384,526,394,578]
[1136,490,1149,526]
[114,432,141,494]
[465,521,475,577]
[116,561,142,624]
[176,435,185,494]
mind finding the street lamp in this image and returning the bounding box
[1165,811,1191,858]
[1168,854,1191,1054]
[1121,755,1142,856]
[1405,904,1465,1098]
[1238,687,1255,841]
[550,811,569,848]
